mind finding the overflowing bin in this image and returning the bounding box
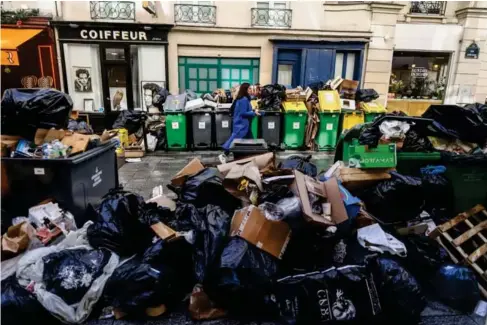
[214,109,232,148]
[361,101,387,123]
[190,109,213,149]
[316,112,341,151]
[282,101,307,149]
[341,111,364,134]
[261,110,282,148]
[165,112,187,150]
[1,142,118,226]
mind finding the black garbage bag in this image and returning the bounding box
[153,88,170,111]
[267,265,382,324]
[402,129,434,152]
[402,234,449,283]
[358,124,382,147]
[87,189,156,256]
[259,183,294,204]
[175,203,231,283]
[465,102,487,121]
[432,265,481,312]
[178,168,240,214]
[150,128,166,150]
[42,248,112,305]
[103,239,184,313]
[1,88,73,139]
[355,89,379,103]
[260,84,286,111]
[358,171,424,224]
[421,169,454,219]
[112,110,147,134]
[422,104,487,145]
[278,155,317,177]
[1,276,56,324]
[276,196,302,222]
[209,237,278,319]
[371,258,425,323]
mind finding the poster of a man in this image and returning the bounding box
[74,67,92,92]
[141,81,165,112]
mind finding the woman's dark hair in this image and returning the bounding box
[236,83,251,100]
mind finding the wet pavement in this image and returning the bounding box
[113,152,485,325]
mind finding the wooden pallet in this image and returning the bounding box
[430,204,487,297]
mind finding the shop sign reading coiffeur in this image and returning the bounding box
[80,29,148,41]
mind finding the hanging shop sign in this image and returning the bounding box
[142,1,157,15]
[465,42,479,59]
[411,67,428,79]
[55,23,169,43]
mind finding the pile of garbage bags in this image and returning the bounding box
[2,148,485,324]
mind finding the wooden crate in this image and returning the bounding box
[430,205,487,296]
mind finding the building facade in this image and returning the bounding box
[3,1,486,113]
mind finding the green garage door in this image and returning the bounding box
[178,57,260,93]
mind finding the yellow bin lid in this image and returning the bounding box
[318,90,341,112]
[251,99,259,109]
[361,101,387,113]
[283,101,307,112]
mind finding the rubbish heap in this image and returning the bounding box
[2,123,487,325]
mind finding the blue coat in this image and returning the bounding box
[222,97,263,151]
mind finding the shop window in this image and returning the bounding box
[105,48,125,61]
[389,51,450,100]
[334,52,358,80]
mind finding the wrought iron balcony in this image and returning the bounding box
[174,4,216,25]
[251,8,292,28]
[409,1,446,15]
[90,1,135,20]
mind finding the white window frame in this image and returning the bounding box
[256,1,289,9]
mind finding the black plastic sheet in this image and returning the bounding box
[153,88,170,111]
[421,171,454,219]
[87,189,156,256]
[402,129,434,152]
[278,155,317,177]
[1,88,73,139]
[112,110,147,134]
[422,104,487,145]
[42,248,111,305]
[358,172,424,224]
[260,84,286,111]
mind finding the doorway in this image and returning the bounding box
[100,45,134,112]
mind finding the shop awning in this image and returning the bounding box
[1,28,43,66]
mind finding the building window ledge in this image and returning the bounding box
[251,8,292,29]
[174,4,216,25]
[405,13,447,24]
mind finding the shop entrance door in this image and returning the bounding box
[100,45,134,112]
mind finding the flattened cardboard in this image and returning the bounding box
[339,167,393,190]
[218,152,275,176]
[171,158,205,186]
[230,205,291,259]
[291,170,348,226]
[43,128,66,143]
[61,132,91,155]
[34,129,49,145]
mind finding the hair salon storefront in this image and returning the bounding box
[52,21,172,130]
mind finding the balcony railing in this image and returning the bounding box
[409,1,446,15]
[90,1,136,20]
[251,8,292,28]
[174,4,216,25]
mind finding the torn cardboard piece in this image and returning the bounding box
[230,205,291,259]
[1,222,36,256]
[218,152,275,176]
[339,167,393,190]
[223,161,263,203]
[291,170,348,226]
[171,158,205,186]
[61,132,91,155]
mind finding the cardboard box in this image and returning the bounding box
[171,158,205,186]
[217,152,275,176]
[291,170,348,226]
[1,135,21,157]
[124,149,145,158]
[61,132,91,155]
[339,167,392,190]
[230,205,291,259]
[223,161,263,203]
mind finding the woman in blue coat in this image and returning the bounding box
[219,83,263,163]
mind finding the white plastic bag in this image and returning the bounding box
[146,133,157,152]
[357,223,407,257]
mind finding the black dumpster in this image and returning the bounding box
[214,109,232,148]
[2,142,118,226]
